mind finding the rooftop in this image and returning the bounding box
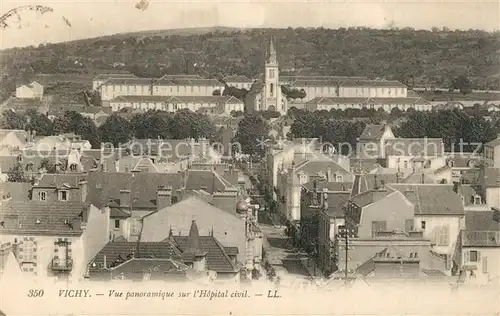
[388,184,465,216]
[0,201,88,236]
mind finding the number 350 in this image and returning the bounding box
[27,289,44,297]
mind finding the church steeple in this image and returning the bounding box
[267,36,277,65]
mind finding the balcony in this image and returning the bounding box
[51,258,73,272]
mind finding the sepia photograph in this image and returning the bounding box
[0,0,499,315]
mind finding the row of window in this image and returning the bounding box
[38,190,69,201]
[371,220,450,245]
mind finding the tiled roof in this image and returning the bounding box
[110,95,240,104]
[462,230,500,247]
[340,79,406,88]
[152,78,223,86]
[89,241,182,271]
[224,247,239,256]
[485,138,500,148]
[465,211,500,231]
[93,73,137,80]
[35,173,86,188]
[280,75,366,82]
[401,172,435,184]
[185,170,231,194]
[0,201,87,236]
[350,173,399,197]
[359,124,386,140]
[160,74,203,80]
[384,138,444,157]
[295,157,351,175]
[172,236,239,273]
[0,182,32,201]
[302,180,353,192]
[324,192,351,217]
[108,258,189,280]
[85,171,183,209]
[102,78,153,86]
[350,188,395,208]
[306,97,368,105]
[224,75,253,83]
[388,184,465,216]
[483,168,500,187]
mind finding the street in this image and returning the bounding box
[258,211,312,279]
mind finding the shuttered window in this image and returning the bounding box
[482,256,488,273]
[435,226,449,246]
[468,250,480,262]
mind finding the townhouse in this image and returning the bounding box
[0,200,109,281]
[277,156,353,222]
[459,210,500,284]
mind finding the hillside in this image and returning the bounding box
[1,27,499,102]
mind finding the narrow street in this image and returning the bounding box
[241,163,318,281]
[258,211,312,279]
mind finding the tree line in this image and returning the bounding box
[0,109,218,148]
[2,27,499,103]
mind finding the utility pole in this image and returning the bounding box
[337,226,354,285]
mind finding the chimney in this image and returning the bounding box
[374,174,379,190]
[403,186,416,202]
[156,186,172,210]
[78,180,88,203]
[212,188,239,213]
[119,189,131,207]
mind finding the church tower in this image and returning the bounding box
[263,37,284,114]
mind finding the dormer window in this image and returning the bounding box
[69,164,77,172]
[39,191,47,201]
[36,219,41,224]
[59,190,69,201]
[26,162,34,172]
[335,174,343,182]
[474,195,482,205]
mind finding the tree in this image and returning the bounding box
[223,86,249,100]
[39,158,57,173]
[98,114,133,147]
[0,110,26,130]
[230,110,244,117]
[130,110,172,139]
[25,109,54,136]
[170,109,216,140]
[212,89,221,96]
[261,110,281,120]
[233,113,270,158]
[53,111,101,148]
[390,107,403,118]
[7,163,27,182]
[396,109,497,152]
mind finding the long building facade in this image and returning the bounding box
[92,38,428,115]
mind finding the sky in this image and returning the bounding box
[0,0,499,49]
